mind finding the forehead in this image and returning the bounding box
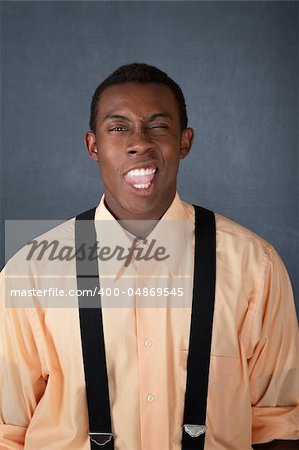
[97,82,179,121]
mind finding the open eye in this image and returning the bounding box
[109,126,128,132]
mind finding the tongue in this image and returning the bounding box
[125,172,155,185]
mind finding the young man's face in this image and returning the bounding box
[85,82,194,220]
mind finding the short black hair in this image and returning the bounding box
[89,63,188,133]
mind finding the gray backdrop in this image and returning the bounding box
[1,1,298,312]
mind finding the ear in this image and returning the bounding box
[179,128,194,159]
[85,132,99,161]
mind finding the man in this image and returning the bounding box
[0,63,298,450]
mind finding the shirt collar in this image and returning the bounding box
[95,192,188,221]
[94,193,194,279]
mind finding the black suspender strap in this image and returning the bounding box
[75,204,216,450]
[75,208,114,449]
[181,205,216,450]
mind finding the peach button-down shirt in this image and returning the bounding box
[0,194,298,450]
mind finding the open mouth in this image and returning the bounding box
[124,164,158,191]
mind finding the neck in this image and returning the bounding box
[103,193,176,237]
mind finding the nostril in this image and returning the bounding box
[128,150,138,155]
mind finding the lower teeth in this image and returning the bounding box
[134,182,151,189]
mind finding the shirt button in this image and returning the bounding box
[144,338,153,347]
[147,394,155,403]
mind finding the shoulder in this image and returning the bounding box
[214,212,272,252]
[186,200,272,252]
[1,215,81,309]
[188,202,282,276]
[214,212,287,279]
[3,216,76,275]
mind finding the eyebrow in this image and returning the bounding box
[147,113,173,122]
[103,112,173,122]
[104,114,131,122]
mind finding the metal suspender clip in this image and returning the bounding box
[89,432,114,446]
[183,424,206,438]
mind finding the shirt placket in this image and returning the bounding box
[134,239,170,450]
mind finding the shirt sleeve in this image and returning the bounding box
[247,247,299,444]
[0,269,47,449]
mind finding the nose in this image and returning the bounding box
[126,129,154,155]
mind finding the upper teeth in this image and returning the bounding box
[127,168,156,177]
